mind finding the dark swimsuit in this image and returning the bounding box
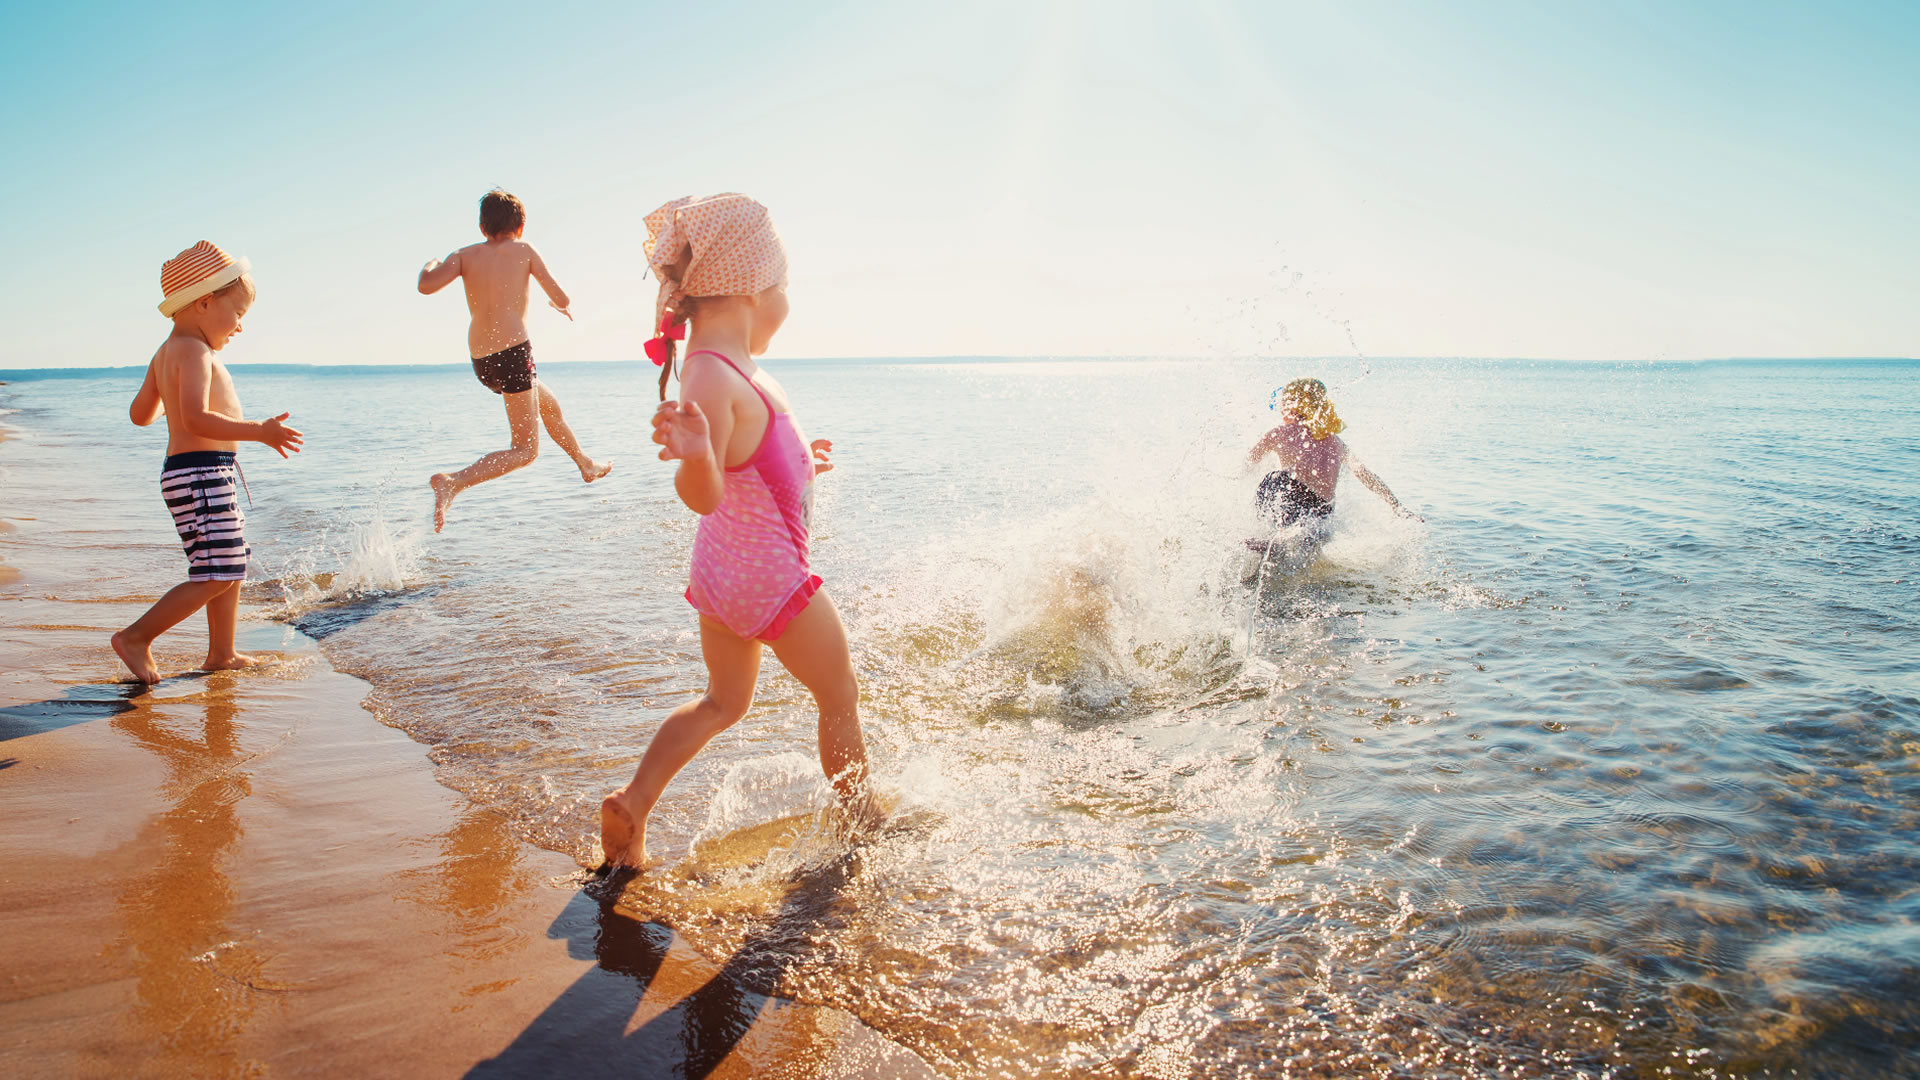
[1257,470,1333,526]
[471,341,536,395]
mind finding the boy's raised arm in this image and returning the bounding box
[130,358,164,427]
[418,251,463,295]
[528,246,572,319]
[175,348,304,456]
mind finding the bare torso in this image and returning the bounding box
[457,238,536,358]
[1256,421,1345,502]
[155,338,244,455]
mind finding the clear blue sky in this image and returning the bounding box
[1,0,1914,368]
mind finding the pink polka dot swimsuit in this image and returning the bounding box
[683,350,822,641]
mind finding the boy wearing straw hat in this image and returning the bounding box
[111,241,303,685]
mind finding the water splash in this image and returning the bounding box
[692,753,831,851]
[263,506,425,615]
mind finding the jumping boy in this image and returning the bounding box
[418,189,611,532]
[112,241,304,684]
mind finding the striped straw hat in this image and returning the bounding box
[158,240,251,317]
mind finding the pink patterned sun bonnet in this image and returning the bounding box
[643,193,789,361]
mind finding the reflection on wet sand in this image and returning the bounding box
[401,802,542,972]
[110,676,280,1074]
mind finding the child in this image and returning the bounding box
[418,189,611,532]
[111,242,304,685]
[1248,378,1419,527]
[600,193,868,869]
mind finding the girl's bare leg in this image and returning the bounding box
[766,590,872,810]
[536,383,612,483]
[600,615,762,868]
[430,388,541,532]
[200,579,258,671]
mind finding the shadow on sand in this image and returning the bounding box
[290,586,438,641]
[0,682,140,742]
[469,852,863,1079]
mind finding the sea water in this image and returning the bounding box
[2,356,1916,1077]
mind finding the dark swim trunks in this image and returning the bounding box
[471,341,536,395]
[1257,470,1333,526]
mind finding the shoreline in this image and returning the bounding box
[0,385,932,1078]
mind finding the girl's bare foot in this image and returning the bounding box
[578,458,613,484]
[111,631,161,684]
[599,790,651,870]
[837,788,890,836]
[429,473,457,533]
[200,652,262,672]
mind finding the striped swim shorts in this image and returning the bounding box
[161,450,250,581]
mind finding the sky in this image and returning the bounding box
[0,0,1914,368]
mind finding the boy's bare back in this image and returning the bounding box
[435,238,569,358]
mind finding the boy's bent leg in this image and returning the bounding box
[112,578,236,683]
[765,590,872,808]
[430,387,542,532]
[536,382,612,483]
[201,579,260,671]
[601,615,762,869]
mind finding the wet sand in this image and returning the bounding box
[0,563,932,1074]
[0,418,18,587]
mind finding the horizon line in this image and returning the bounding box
[2,354,1916,380]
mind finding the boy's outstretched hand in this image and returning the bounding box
[810,438,834,475]
[260,412,304,457]
[653,400,712,463]
[549,300,573,321]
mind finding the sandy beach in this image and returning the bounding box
[0,402,932,1076]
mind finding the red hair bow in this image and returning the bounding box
[644,315,686,366]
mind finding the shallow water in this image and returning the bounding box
[4,356,1917,1076]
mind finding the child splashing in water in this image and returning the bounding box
[1248,378,1419,532]
[600,194,870,870]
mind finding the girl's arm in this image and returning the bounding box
[655,364,736,515]
[1247,427,1281,469]
[1347,456,1420,520]
[130,358,163,426]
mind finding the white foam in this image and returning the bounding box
[328,509,420,595]
[691,752,830,849]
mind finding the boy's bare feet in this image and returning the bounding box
[429,473,457,533]
[111,630,161,684]
[578,458,613,484]
[200,651,261,673]
[599,790,654,870]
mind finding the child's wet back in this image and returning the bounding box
[457,239,540,359]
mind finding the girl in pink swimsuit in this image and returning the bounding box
[1248,378,1420,524]
[600,194,872,870]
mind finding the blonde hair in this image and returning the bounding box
[1280,378,1344,441]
